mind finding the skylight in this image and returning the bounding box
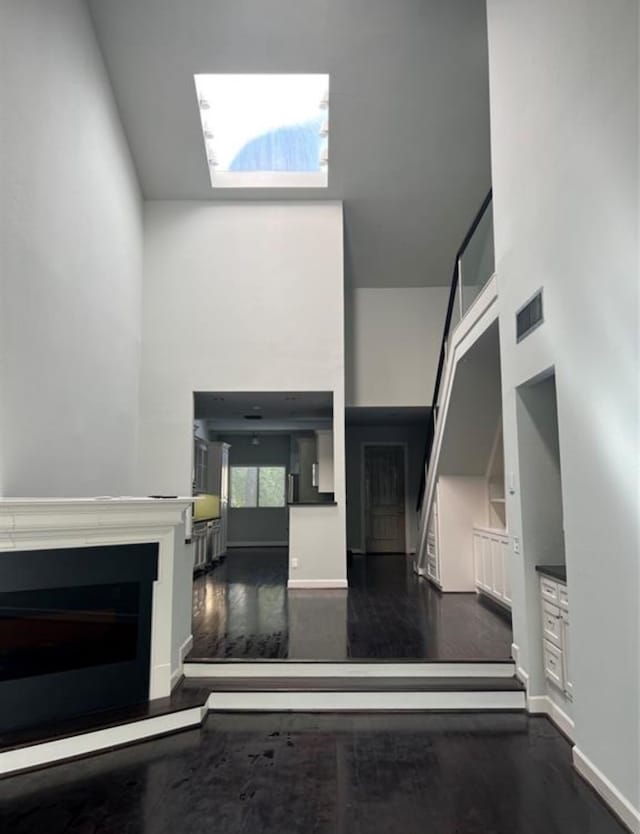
[194,74,329,188]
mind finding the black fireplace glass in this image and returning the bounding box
[0,583,140,683]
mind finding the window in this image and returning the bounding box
[230,466,286,508]
[194,74,329,189]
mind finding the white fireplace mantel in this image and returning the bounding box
[0,497,194,699]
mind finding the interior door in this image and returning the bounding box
[364,445,406,554]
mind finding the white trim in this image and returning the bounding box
[0,707,206,777]
[516,666,529,686]
[573,747,640,834]
[205,689,525,712]
[511,643,519,664]
[361,442,411,555]
[179,634,194,665]
[527,694,574,740]
[183,661,516,679]
[228,541,288,548]
[287,578,348,589]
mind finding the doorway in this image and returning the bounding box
[363,444,407,554]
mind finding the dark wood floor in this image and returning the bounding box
[189,549,513,660]
[1,713,627,834]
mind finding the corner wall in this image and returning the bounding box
[487,0,639,819]
[0,0,143,496]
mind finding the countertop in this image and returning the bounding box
[535,564,567,583]
[288,501,338,507]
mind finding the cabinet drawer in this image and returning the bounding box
[540,576,559,604]
[558,585,569,610]
[543,639,564,690]
[541,601,562,647]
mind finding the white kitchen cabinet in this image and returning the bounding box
[473,527,511,610]
[539,573,572,701]
[543,639,564,690]
[314,430,334,493]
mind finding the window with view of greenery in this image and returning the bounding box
[230,466,286,508]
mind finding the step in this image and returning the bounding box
[193,675,526,713]
[183,660,516,679]
[0,688,209,777]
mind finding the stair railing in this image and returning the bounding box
[416,189,493,513]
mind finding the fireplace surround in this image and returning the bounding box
[0,543,158,733]
[0,497,194,760]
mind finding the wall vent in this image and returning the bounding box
[516,289,543,343]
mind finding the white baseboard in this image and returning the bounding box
[183,661,516,679]
[206,689,525,712]
[0,706,206,777]
[179,634,194,664]
[511,643,519,664]
[573,747,640,834]
[287,578,348,589]
[527,694,574,740]
[170,634,195,688]
[228,541,288,548]
[516,666,529,686]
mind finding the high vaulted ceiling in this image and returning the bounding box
[88,0,491,287]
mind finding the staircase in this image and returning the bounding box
[415,191,499,578]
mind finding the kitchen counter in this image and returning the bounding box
[535,564,567,583]
[288,501,338,506]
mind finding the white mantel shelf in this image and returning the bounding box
[0,497,193,545]
[0,497,194,702]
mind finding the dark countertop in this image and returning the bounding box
[288,501,338,507]
[535,564,567,583]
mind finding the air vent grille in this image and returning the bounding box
[516,290,543,342]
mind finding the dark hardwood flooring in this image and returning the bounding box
[189,549,513,661]
[1,713,627,834]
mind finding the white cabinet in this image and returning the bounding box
[473,527,511,610]
[539,573,572,701]
[426,499,440,584]
[314,430,334,494]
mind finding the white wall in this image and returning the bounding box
[346,287,449,407]
[0,0,142,496]
[139,202,346,583]
[345,423,425,553]
[487,0,639,816]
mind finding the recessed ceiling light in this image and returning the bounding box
[193,74,329,189]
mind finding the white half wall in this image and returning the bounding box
[346,287,449,407]
[0,0,142,496]
[487,0,639,815]
[139,201,346,583]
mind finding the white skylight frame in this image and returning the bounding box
[194,73,329,189]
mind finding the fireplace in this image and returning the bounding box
[0,543,158,734]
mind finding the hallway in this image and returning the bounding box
[189,549,513,661]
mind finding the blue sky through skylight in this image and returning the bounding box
[194,74,328,188]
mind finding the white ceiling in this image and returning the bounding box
[88,0,491,288]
